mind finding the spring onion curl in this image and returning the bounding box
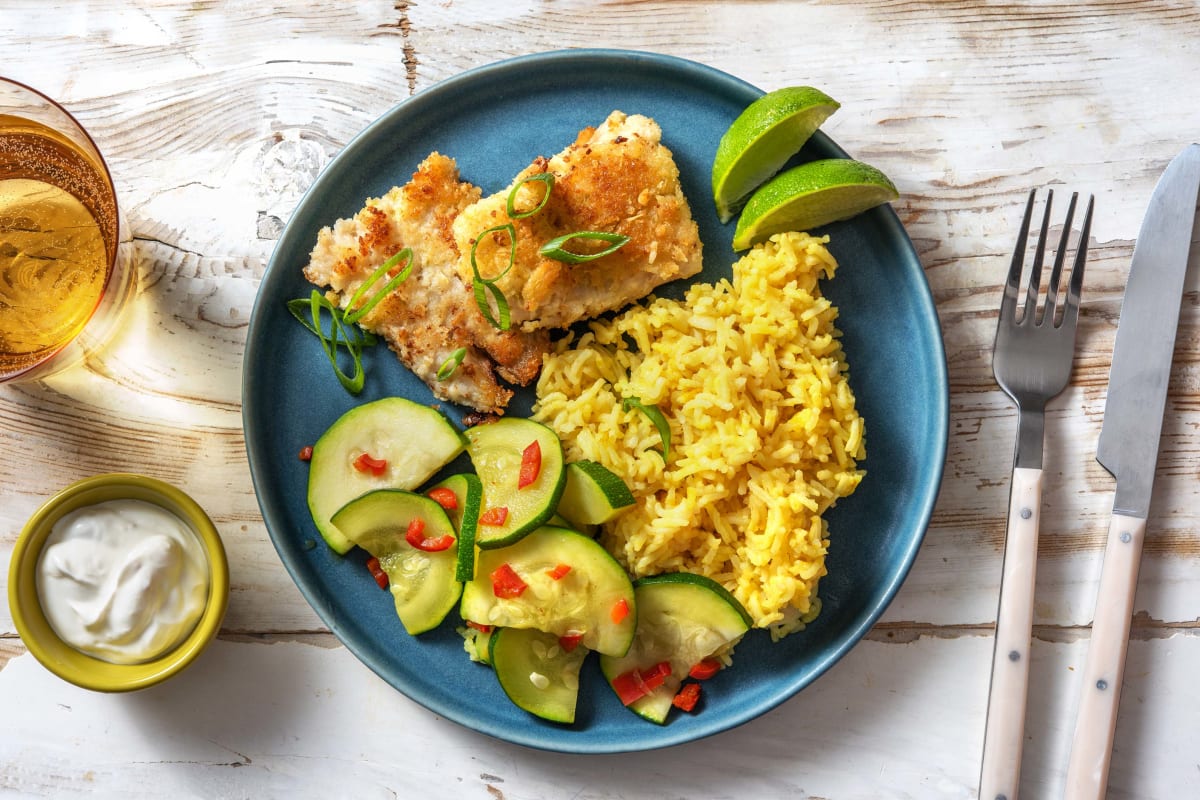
[473,279,511,331]
[286,294,376,347]
[436,347,468,381]
[344,248,414,324]
[539,231,630,263]
[286,248,413,393]
[470,223,517,330]
[505,172,554,219]
[622,395,671,461]
[286,291,373,394]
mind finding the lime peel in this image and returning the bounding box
[712,86,840,223]
[731,158,899,251]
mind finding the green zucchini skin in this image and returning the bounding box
[466,418,566,549]
[491,627,588,724]
[600,573,751,723]
[331,489,463,635]
[556,460,636,527]
[307,397,466,554]
[428,473,483,582]
[460,526,636,658]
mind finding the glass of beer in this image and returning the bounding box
[0,77,136,383]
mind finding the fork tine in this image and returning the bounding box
[1001,189,1037,321]
[1023,189,1054,322]
[1061,194,1094,328]
[1042,191,1079,324]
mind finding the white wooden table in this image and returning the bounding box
[3,3,1199,798]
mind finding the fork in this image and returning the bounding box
[979,188,1094,800]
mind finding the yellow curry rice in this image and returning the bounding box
[531,231,865,639]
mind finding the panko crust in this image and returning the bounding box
[302,152,549,413]
[453,111,703,331]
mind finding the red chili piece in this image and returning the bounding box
[640,660,672,691]
[404,518,426,545]
[298,445,314,462]
[610,668,651,706]
[466,621,493,633]
[558,632,584,652]
[610,660,671,706]
[404,518,455,552]
[490,563,528,598]
[352,452,388,476]
[688,658,722,681]
[365,556,389,590]
[610,597,630,624]
[517,440,542,489]
[672,682,702,713]
[479,506,509,526]
[545,563,572,580]
[427,487,459,511]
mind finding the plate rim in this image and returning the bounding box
[243,47,949,753]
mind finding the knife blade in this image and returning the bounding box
[1064,143,1200,800]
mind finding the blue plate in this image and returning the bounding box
[243,49,948,753]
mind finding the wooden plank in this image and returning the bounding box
[0,633,1196,797]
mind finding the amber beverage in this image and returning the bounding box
[0,78,134,382]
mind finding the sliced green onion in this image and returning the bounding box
[436,347,468,381]
[539,231,630,263]
[285,296,355,343]
[286,297,376,347]
[506,172,554,219]
[470,223,517,330]
[622,396,671,461]
[473,278,511,331]
[470,223,517,283]
[344,248,414,324]
[312,293,365,394]
[290,290,368,394]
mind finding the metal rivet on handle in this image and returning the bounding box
[1020,508,1032,520]
[1120,531,1132,543]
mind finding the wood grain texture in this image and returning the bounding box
[0,634,1196,798]
[1,1,1199,796]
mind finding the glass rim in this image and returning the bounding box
[0,75,130,382]
[0,75,120,210]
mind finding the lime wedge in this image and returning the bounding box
[712,86,840,223]
[731,158,899,250]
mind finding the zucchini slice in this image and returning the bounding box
[460,525,636,658]
[491,627,587,724]
[599,573,751,723]
[465,418,566,549]
[307,397,466,554]
[547,513,597,538]
[428,473,483,582]
[556,460,636,526]
[460,624,495,665]
[331,489,463,635]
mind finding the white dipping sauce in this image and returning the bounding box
[36,498,210,664]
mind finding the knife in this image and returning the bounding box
[1064,143,1200,800]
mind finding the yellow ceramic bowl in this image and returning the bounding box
[8,473,229,691]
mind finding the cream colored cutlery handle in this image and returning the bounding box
[979,466,1043,800]
[1064,513,1147,800]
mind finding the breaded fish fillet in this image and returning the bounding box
[452,111,703,330]
[302,153,548,414]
